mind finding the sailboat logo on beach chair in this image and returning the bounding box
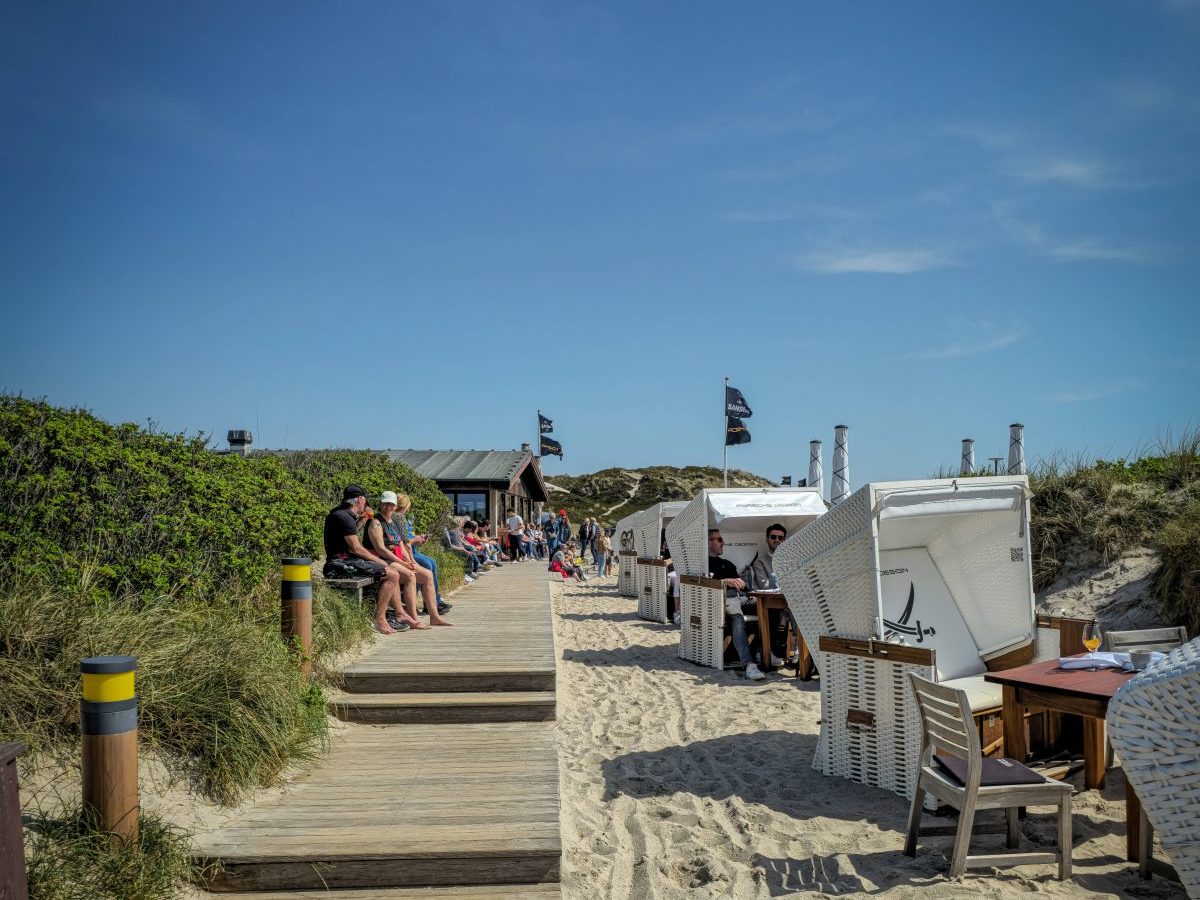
[883,583,937,644]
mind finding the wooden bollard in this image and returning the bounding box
[281,557,313,675]
[1,742,29,900]
[80,656,138,844]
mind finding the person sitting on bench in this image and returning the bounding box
[445,519,484,580]
[323,485,407,635]
[709,528,764,680]
[367,492,451,627]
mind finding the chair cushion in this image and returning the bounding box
[934,754,1047,787]
[940,673,1003,712]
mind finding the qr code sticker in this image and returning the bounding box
[1011,548,1024,562]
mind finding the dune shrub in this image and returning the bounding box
[0,396,454,803]
[1153,499,1200,636]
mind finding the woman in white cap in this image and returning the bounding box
[367,491,452,627]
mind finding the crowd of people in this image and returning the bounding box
[322,485,455,634]
[321,487,616,633]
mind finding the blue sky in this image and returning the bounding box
[2,1,1198,492]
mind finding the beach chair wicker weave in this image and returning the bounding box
[665,487,826,669]
[1107,638,1200,897]
[631,502,685,623]
[614,511,640,596]
[775,477,1036,802]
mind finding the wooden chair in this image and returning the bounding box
[1104,626,1188,654]
[905,674,1074,880]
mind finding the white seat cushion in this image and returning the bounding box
[941,673,1003,713]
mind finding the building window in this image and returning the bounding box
[445,491,487,523]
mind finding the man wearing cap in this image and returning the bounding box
[323,485,405,634]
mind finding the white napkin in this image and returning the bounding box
[1058,651,1165,671]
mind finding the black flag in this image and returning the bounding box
[725,385,752,418]
[725,417,751,446]
[538,413,553,434]
[540,435,563,459]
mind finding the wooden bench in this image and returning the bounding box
[320,576,375,602]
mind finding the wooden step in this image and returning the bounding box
[339,670,556,694]
[194,721,561,893]
[193,882,561,898]
[328,691,556,724]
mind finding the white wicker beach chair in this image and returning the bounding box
[633,502,685,623]
[665,487,826,669]
[613,511,640,597]
[1107,638,1200,897]
[774,477,1036,802]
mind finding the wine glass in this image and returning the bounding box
[1082,622,1103,669]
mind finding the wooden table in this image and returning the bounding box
[984,657,1144,862]
[748,591,813,679]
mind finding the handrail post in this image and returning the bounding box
[80,655,139,844]
[281,557,313,676]
[1,742,29,900]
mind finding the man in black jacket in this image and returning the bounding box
[708,528,765,680]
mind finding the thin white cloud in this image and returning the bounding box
[992,206,1158,264]
[795,248,953,274]
[908,327,1027,360]
[1046,378,1148,403]
[1004,158,1106,187]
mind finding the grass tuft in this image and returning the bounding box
[1153,499,1200,635]
[0,569,371,804]
[25,805,196,900]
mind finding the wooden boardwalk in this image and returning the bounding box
[194,562,561,896]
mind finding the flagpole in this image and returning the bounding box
[723,376,729,487]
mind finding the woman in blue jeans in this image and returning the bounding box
[397,494,450,614]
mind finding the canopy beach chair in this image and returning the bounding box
[613,511,641,597]
[1107,638,1200,895]
[774,477,1036,802]
[665,487,826,669]
[632,501,686,623]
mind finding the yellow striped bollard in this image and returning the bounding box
[281,557,313,675]
[80,655,138,844]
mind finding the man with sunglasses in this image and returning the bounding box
[741,523,797,668]
[708,528,765,681]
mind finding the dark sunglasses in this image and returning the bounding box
[710,536,724,543]
[767,533,786,541]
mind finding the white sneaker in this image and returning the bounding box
[770,654,785,668]
[744,663,766,681]
[672,612,681,625]
[464,574,475,582]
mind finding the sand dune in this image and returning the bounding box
[552,574,1186,899]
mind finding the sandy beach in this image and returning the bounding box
[552,572,1186,900]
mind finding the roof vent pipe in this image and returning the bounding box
[808,440,823,499]
[520,442,531,452]
[831,425,850,505]
[961,438,975,476]
[1007,423,1026,475]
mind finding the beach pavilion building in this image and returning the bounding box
[384,446,549,533]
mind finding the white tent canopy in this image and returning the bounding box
[666,487,827,578]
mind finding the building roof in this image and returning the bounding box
[382,449,548,501]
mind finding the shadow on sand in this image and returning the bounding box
[562,642,820,690]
